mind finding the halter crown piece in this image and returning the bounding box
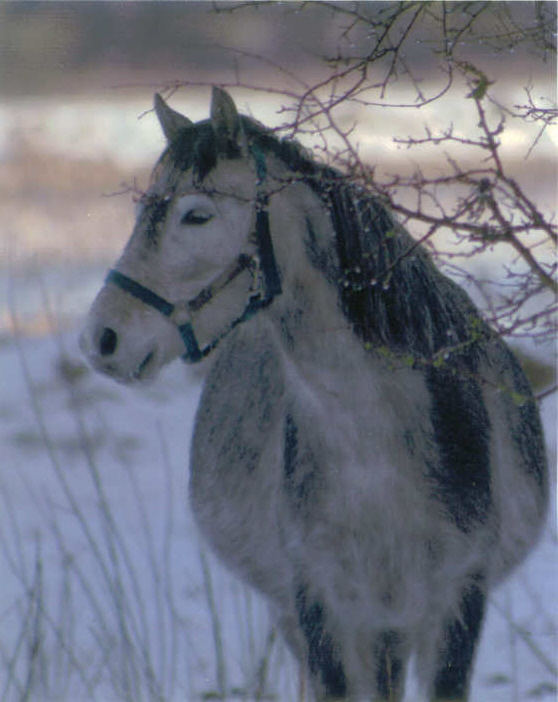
[105,145,282,363]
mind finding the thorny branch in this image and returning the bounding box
[202,3,558,348]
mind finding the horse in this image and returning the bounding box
[80,88,548,701]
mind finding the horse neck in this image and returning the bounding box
[264,181,352,368]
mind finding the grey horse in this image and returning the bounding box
[80,88,547,701]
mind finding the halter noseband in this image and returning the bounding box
[105,146,282,363]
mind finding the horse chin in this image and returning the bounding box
[83,344,163,386]
[118,349,167,385]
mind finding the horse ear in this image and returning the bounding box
[210,87,246,154]
[154,93,193,143]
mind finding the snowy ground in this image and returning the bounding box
[0,313,296,701]
[1,92,556,700]
[0,309,556,701]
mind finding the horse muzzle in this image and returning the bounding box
[79,286,184,384]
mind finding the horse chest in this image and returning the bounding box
[189,332,287,576]
[189,329,439,586]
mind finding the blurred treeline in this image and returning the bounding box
[0,1,343,96]
[1,1,553,97]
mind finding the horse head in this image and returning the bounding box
[80,88,282,382]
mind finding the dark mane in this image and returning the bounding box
[162,116,490,363]
[244,119,489,363]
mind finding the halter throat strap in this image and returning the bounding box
[106,146,281,363]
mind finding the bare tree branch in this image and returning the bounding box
[188,2,558,347]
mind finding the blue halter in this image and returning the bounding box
[105,146,282,363]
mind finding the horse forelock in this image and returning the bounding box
[153,115,320,189]
[152,121,218,189]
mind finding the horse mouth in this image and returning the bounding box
[84,346,158,384]
[132,350,156,381]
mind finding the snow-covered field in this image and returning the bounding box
[1,92,556,700]
[0,311,556,701]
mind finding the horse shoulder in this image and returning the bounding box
[189,322,293,592]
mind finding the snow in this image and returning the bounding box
[0,305,555,700]
[1,92,555,700]
[0,323,290,700]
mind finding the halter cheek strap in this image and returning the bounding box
[105,146,282,363]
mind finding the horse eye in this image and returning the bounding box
[181,209,213,226]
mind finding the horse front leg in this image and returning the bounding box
[294,584,411,701]
[295,584,348,700]
[422,575,486,702]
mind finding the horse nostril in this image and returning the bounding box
[99,327,118,356]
